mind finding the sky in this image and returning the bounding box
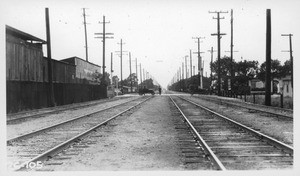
[1,0,300,89]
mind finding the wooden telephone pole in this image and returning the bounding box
[82,8,89,62]
[190,49,192,79]
[45,8,55,107]
[95,16,114,88]
[110,52,113,86]
[208,47,217,94]
[209,10,228,96]
[129,52,133,93]
[265,9,272,106]
[192,37,205,89]
[116,39,127,92]
[281,34,293,89]
[139,63,142,87]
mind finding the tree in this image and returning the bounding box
[91,71,110,85]
[120,73,138,87]
[231,60,258,94]
[279,60,291,77]
[257,59,282,81]
[211,56,234,91]
[211,56,232,79]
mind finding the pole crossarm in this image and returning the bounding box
[193,52,205,54]
[95,33,114,35]
[211,33,226,36]
[225,50,238,53]
[281,34,293,37]
[209,11,228,13]
[95,37,114,39]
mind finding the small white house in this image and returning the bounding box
[279,75,293,97]
[249,75,293,97]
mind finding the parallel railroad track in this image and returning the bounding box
[7,96,129,124]
[169,95,293,170]
[194,95,293,119]
[7,96,152,171]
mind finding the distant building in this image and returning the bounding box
[6,25,108,113]
[249,78,264,89]
[60,56,101,84]
[278,75,293,97]
[249,75,293,97]
[122,86,137,93]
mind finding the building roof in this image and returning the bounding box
[61,56,101,68]
[6,25,46,44]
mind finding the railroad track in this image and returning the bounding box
[7,96,129,124]
[7,96,152,171]
[169,95,293,170]
[194,95,293,119]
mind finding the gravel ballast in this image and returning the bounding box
[41,96,186,171]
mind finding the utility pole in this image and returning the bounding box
[45,8,55,107]
[225,46,239,94]
[135,58,138,91]
[230,9,233,88]
[192,37,205,89]
[116,39,127,93]
[129,52,133,93]
[193,66,195,77]
[208,47,217,94]
[95,16,114,89]
[182,62,184,91]
[179,67,182,91]
[190,49,192,79]
[185,56,188,79]
[110,52,113,86]
[265,9,271,106]
[209,10,228,96]
[82,8,89,62]
[139,63,142,87]
[281,34,293,89]
[143,69,145,83]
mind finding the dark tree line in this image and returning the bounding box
[169,56,291,95]
[211,57,291,94]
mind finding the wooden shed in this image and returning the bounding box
[6,25,47,82]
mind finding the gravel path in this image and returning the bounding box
[42,96,186,171]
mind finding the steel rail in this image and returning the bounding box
[197,95,293,119]
[179,96,294,154]
[15,96,152,171]
[7,97,142,143]
[169,96,226,171]
[7,97,128,124]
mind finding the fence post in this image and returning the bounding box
[253,93,256,104]
[280,93,283,108]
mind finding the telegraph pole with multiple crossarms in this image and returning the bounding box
[209,10,228,96]
[281,34,293,89]
[115,39,128,93]
[192,37,205,89]
[95,16,114,88]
